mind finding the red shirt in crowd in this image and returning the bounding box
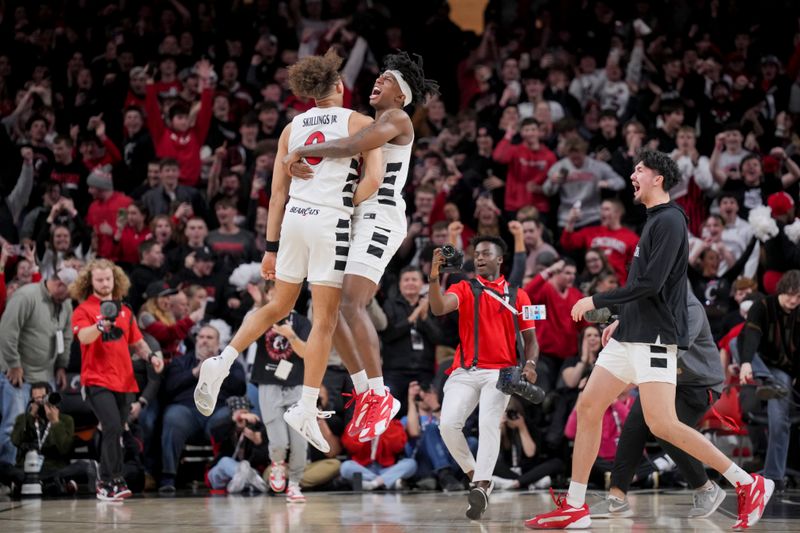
[116,225,153,265]
[146,85,213,187]
[492,138,557,213]
[82,137,122,171]
[446,275,536,373]
[86,192,133,260]
[72,295,143,393]
[559,225,639,284]
[342,419,407,467]
[523,274,586,359]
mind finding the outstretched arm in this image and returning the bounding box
[267,125,293,244]
[290,110,405,160]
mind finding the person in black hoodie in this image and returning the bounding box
[527,150,772,530]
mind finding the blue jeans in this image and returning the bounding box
[161,403,231,476]
[0,374,31,465]
[207,456,240,489]
[246,383,262,419]
[340,458,417,489]
[751,355,794,481]
[138,397,160,474]
[413,425,478,477]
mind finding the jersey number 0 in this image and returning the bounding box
[304,132,325,165]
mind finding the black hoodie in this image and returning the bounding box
[593,201,689,348]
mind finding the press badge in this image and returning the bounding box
[522,305,546,320]
[274,359,293,380]
[55,331,65,354]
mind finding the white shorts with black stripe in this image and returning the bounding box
[595,338,678,385]
[275,199,350,288]
[345,211,406,285]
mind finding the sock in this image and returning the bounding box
[368,377,386,396]
[722,463,754,487]
[301,386,319,413]
[566,481,587,508]
[350,370,368,395]
[221,346,238,366]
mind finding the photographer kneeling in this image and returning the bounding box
[429,236,541,520]
[70,259,164,501]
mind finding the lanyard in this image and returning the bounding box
[34,419,51,451]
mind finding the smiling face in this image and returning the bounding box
[585,251,604,275]
[399,270,424,301]
[369,71,406,110]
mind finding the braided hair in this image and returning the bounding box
[383,51,440,105]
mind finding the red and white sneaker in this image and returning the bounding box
[268,461,287,493]
[358,388,401,442]
[344,390,371,438]
[286,482,306,503]
[733,474,775,530]
[524,489,591,530]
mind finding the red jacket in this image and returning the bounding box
[117,225,153,265]
[492,139,557,213]
[82,137,122,171]
[86,192,133,260]
[143,317,195,360]
[560,225,639,284]
[342,419,407,467]
[523,274,586,359]
[146,85,213,187]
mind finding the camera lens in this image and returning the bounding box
[440,244,455,259]
[45,392,61,407]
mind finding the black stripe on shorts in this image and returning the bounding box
[367,245,384,258]
[371,232,389,245]
[334,260,347,271]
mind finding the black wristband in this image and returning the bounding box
[265,240,279,253]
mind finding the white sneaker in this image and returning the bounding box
[286,482,306,503]
[194,355,230,416]
[247,464,268,493]
[491,476,517,491]
[283,402,333,453]
[226,460,251,493]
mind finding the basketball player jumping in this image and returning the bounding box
[525,150,773,530]
[283,51,438,442]
[194,50,382,453]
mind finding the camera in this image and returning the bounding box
[439,244,464,272]
[496,366,545,404]
[99,300,124,341]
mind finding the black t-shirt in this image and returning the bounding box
[249,311,310,386]
[722,175,782,219]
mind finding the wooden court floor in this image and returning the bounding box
[1,489,799,532]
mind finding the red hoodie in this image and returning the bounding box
[560,225,639,284]
[342,419,407,467]
[82,137,122,171]
[523,274,586,359]
[492,138,557,213]
[146,85,213,187]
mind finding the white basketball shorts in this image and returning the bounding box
[275,199,350,288]
[595,338,678,385]
[344,210,406,285]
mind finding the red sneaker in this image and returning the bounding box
[357,388,400,442]
[524,489,591,530]
[733,474,775,530]
[343,390,371,437]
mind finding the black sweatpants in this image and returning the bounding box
[611,385,720,493]
[86,386,131,482]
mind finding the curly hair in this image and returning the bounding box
[287,48,343,100]
[383,51,440,105]
[69,259,131,302]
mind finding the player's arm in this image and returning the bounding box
[289,110,405,161]
[353,146,383,206]
[267,125,293,243]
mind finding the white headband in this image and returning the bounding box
[385,70,413,107]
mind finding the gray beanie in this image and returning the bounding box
[87,165,113,191]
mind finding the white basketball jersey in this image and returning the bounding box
[354,138,413,230]
[288,106,357,213]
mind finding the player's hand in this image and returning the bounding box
[289,160,314,179]
[602,320,619,347]
[261,251,277,280]
[571,296,596,322]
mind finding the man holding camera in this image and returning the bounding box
[70,259,165,501]
[429,235,540,520]
[0,267,75,467]
[0,382,75,496]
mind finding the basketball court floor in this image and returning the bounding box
[2,489,799,532]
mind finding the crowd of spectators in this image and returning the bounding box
[1,0,800,497]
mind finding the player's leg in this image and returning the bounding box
[194,280,302,416]
[283,283,341,453]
